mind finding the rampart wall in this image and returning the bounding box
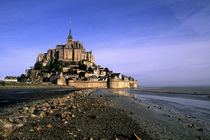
[108,79,137,88]
[68,81,107,88]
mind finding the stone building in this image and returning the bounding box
[36,26,94,66]
[26,25,138,88]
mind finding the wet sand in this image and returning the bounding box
[104,89,210,140]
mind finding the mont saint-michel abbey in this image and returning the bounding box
[37,27,94,66]
[26,26,137,88]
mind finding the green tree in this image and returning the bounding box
[18,74,27,82]
[105,67,109,73]
[88,67,94,73]
[34,62,43,70]
[79,72,85,78]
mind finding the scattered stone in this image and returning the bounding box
[29,128,34,132]
[18,131,23,135]
[39,112,45,118]
[123,108,127,112]
[0,129,13,137]
[31,114,37,118]
[47,124,52,128]
[198,128,203,132]
[0,119,13,129]
[188,123,196,128]
[71,114,75,118]
[132,133,142,140]
[36,126,42,131]
[168,115,172,118]
[130,112,134,115]
[148,106,152,109]
[69,132,73,135]
[49,110,54,114]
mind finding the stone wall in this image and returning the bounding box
[68,81,107,88]
[108,79,137,88]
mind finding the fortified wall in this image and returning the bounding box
[67,79,137,89]
[68,81,107,88]
[108,79,137,88]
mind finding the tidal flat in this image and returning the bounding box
[0,88,210,139]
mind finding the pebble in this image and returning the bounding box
[47,124,52,128]
[0,119,13,129]
[148,106,152,109]
[133,133,142,140]
[0,129,13,137]
[29,128,34,132]
[188,123,196,128]
[198,128,203,132]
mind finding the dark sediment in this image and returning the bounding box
[1,89,151,140]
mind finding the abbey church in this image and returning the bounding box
[36,26,94,66]
[26,25,137,88]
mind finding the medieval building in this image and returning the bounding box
[26,25,137,88]
[36,26,94,66]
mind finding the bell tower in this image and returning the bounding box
[67,24,73,42]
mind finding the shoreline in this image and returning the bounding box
[0,88,209,139]
[105,89,210,139]
[0,89,151,139]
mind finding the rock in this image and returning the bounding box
[50,106,55,109]
[188,123,196,128]
[198,128,203,132]
[0,129,13,137]
[16,119,24,128]
[39,112,45,118]
[132,133,141,140]
[36,126,42,131]
[49,110,54,114]
[69,132,74,135]
[148,106,152,109]
[29,128,34,132]
[0,119,13,129]
[130,112,134,115]
[0,122,3,130]
[168,115,172,118]
[123,108,127,112]
[7,117,15,123]
[31,114,37,118]
[71,114,75,118]
[24,107,29,112]
[47,124,52,128]
[64,121,68,124]
[29,107,35,114]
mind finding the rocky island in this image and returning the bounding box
[25,26,137,88]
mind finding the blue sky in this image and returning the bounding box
[0,0,210,86]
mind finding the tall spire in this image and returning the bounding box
[68,23,73,39]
